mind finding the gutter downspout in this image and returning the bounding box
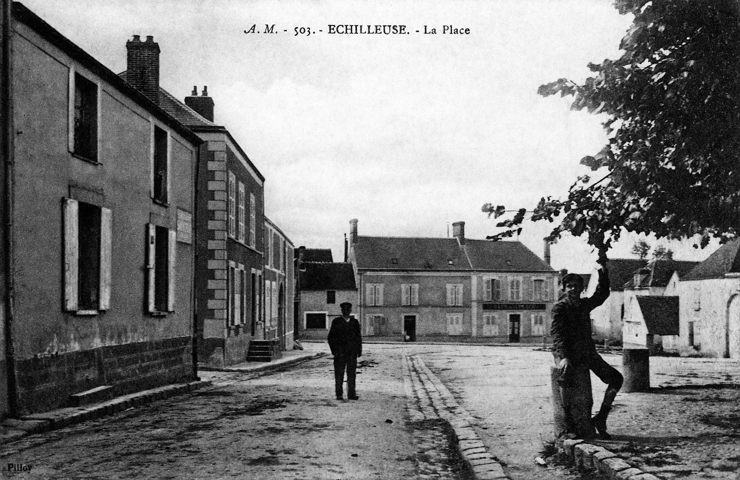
[3,0,17,417]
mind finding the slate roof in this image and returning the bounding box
[301,249,334,263]
[353,237,554,273]
[636,296,679,335]
[683,239,740,281]
[623,260,700,289]
[602,259,647,291]
[300,263,356,291]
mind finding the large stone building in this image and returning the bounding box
[348,219,556,343]
[1,3,201,417]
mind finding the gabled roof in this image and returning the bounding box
[636,296,679,335]
[353,237,554,273]
[683,239,740,281]
[300,249,334,263]
[624,260,700,289]
[601,259,647,291]
[300,263,356,291]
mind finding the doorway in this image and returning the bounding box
[509,314,521,343]
[404,315,417,342]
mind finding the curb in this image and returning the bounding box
[198,352,325,374]
[404,354,509,480]
[559,439,662,480]
[0,380,210,445]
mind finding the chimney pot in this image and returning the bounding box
[145,35,154,42]
[452,221,466,245]
[132,34,141,42]
[191,86,197,96]
[350,219,358,245]
[202,86,208,96]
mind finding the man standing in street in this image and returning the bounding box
[328,302,362,401]
[551,261,623,439]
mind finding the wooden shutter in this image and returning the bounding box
[146,223,156,313]
[446,285,453,306]
[366,284,375,306]
[411,284,419,306]
[485,279,492,301]
[63,198,79,311]
[98,207,112,310]
[401,284,409,305]
[168,229,176,312]
[377,284,384,306]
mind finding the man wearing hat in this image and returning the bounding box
[328,302,362,400]
[551,262,623,439]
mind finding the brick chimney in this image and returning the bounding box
[452,221,465,245]
[543,238,551,265]
[350,219,358,245]
[126,35,160,104]
[185,85,215,122]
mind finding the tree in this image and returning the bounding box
[652,245,674,261]
[484,0,740,258]
[631,240,651,260]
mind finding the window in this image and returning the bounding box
[306,313,327,329]
[693,288,701,311]
[446,313,463,335]
[532,279,547,301]
[482,313,499,336]
[401,284,419,306]
[146,223,176,313]
[228,171,236,237]
[485,278,503,301]
[228,264,246,327]
[366,283,384,306]
[532,314,545,336]
[327,290,336,304]
[71,72,98,161]
[63,199,111,312]
[366,314,386,336]
[249,193,256,248]
[265,229,272,267]
[509,278,522,301]
[238,182,246,242]
[153,126,168,203]
[688,321,695,347]
[446,284,463,306]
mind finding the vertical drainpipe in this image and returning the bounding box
[191,144,203,380]
[3,0,17,417]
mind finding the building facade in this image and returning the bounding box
[294,250,357,340]
[587,259,647,343]
[2,4,201,417]
[679,240,740,359]
[348,220,557,343]
[263,218,295,351]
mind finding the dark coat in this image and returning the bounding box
[328,316,362,357]
[551,269,610,364]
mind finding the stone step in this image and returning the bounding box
[68,385,114,407]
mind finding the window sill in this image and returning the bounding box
[152,199,170,208]
[71,152,100,165]
[149,311,169,317]
[73,310,99,316]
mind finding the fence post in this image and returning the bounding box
[623,348,650,392]
[551,365,596,440]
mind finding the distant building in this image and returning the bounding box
[1,4,201,417]
[261,218,295,354]
[295,254,357,340]
[623,295,679,353]
[348,219,556,343]
[679,240,740,358]
[587,259,646,342]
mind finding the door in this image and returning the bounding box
[509,314,521,343]
[404,315,416,342]
[727,295,740,358]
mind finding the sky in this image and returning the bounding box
[20,0,720,273]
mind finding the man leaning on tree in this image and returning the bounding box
[551,260,623,439]
[328,302,362,401]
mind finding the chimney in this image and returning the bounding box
[126,35,160,104]
[185,85,215,122]
[452,221,465,245]
[350,219,358,245]
[344,234,348,262]
[544,238,551,265]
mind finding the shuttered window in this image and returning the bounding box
[63,198,112,312]
[146,223,176,313]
